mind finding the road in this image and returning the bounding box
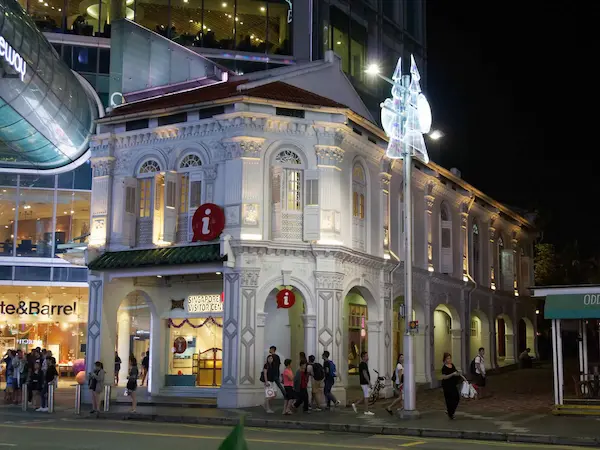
[0,415,591,450]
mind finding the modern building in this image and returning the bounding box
[83,32,537,407]
[0,0,102,375]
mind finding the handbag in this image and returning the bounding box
[460,380,471,398]
[126,378,137,391]
[264,383,276,399]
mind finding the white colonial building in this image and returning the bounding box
[84,50,537,408]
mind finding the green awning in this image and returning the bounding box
[88,244,224,270]
[545,294,600,319]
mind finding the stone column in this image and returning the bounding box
[489,218,497,290]
[381,278,393,396]
[488,296,498,368]
[380,172,391,257]
[89,136,115,249]
[117,309,131,384]
[303,314,317,360]
[366,319,384,386]
[315,146,344,244]
[424,182,435,272]
[217,269,262,408]
[314,271,345,403]
[459,202,469,280]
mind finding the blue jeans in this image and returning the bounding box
[324,378,336,406]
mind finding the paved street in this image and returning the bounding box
[0,417,591,450]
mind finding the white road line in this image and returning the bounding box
[0,444,16,447]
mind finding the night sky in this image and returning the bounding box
[426,2,596,255]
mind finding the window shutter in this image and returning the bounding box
[303,169,320,242]
[501,249,514,292]
[520,256,532,290]
[162,171,178,243]
[153,174,164,243]
[271,166,283,238]
[122,177,137,247]
[441,225,453,274]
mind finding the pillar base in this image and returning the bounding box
[399,409,421,420]
[217,386,265,409]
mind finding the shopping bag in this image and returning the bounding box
[460,381,471,398]
[468,384,477,399]
[264,384,276,399]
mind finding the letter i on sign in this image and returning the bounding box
[202,208,211,235]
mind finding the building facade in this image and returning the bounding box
[84,51,536,407]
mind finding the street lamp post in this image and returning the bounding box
[367,56,432,415]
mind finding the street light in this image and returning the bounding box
[366,56,431,416]
[429,129,444,141]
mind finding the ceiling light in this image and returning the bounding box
[70,210,74,214]
[222,2,227,6]
[216,272,222,275]
[157,275,162,278]
[337,41,341,45]
[260,6,265,11]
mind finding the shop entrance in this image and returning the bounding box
[263,287,305,366]
[116,293,151,386]
[167,316,223,387]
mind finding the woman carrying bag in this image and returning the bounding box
[440,352,466,420]
[88,361,105,414]
[261,354,277,413]
[127,356,139,413]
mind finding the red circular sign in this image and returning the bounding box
[173,336,187,354]
[276,289,295,309]
[192,203,225,242]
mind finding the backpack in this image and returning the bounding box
[312,362,324,381]
[470,357,477,375]
[328,360,337,378]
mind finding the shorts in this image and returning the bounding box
[361,384,370,398]
[284,386,295,400]
[393,383,403,396]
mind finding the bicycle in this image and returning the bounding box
[368,369,388,405]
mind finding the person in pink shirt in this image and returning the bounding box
[282,359,295,415]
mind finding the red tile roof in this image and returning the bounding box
[105,80,348,118]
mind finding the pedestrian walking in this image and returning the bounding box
[127,356,139,413]
[88,361,105,414]
[282,358,295,415]
[114,352,122,386]
[322,351,340,409]
[141,351,149,386]
[441,352,465,419]
[472,347,487,398]
[293,360,309,413]
[351,351,374,415]
[307,355,325,410]
[386,353,404,415]
[269,346,286,398]
[261,354,277,413]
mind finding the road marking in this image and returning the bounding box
[398,442,425,447]
[0,424,401,449]
[0,444,16,447]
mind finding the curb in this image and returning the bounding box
[92,411,600,448]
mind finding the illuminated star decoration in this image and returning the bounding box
[380,55,432,163]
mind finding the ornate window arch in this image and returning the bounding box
[177,153,205,242]
[352,162,367,251]
[179,153,203,170]
[271,149,305,240]
[138,159,161,176]
[439,201,453,274]
[136,159,161,221]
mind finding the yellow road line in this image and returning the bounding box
[398,442,426,447]
[0,424,403,450]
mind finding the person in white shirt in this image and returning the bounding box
[474,347,487,399]
[386,353,404,415]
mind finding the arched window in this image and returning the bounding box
[178,153,204,241]
[271,149,304,240]
[352,163,367,251]
[440,202,453,274]
[471,221,480,281]
[137,159,161,219]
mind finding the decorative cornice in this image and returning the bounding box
[222,137,265,159]
[315,145,344,167]
[202,165,218,180]
[314,271,344,291]
[91,157,115,178]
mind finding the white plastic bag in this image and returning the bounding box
[469,384,477,399]
[460,381,471,398]
[264,383,276,399]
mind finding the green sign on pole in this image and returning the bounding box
[545,293,600,319]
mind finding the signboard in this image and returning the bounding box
[0,300,77,316]
[545,294,600,319]
[276,289,295,309]
[187,294,223,314]
[173,336,187,354]
[0,36,27,81]
[191,203,225,242]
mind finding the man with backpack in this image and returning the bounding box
[470,347,487,399]
[307,355,325,410]
[322,351,341,409]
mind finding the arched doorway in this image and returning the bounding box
[496,314,515,366]
[263,287,305,366]
[392,297,417,358]
[433,304,462,373]
[469,309,491,360]
[116,292,152,386]
[518,317,536,357]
